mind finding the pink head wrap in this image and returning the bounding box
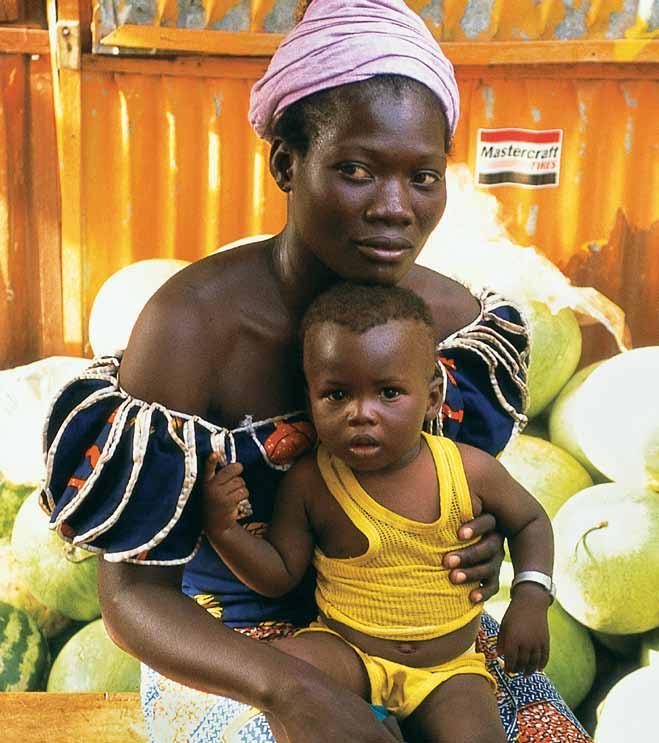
[249,0,459,140]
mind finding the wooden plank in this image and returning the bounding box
[0,0,23,23]
[0,55,39,369]
[98,26,659,65]
[82,52,659,82]
[83,52,270,79]
[28,53,65,358]
[0,27,50,56]
[0,693,148,743]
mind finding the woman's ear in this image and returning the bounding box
[269,138,294,193]
[425,374,444,423]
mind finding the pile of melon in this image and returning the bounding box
[2,252,658,743]
[0,260,190,693]
[493,318,658,739]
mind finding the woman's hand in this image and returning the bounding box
[271,676,401,743]
[443,513,504,603]
[202,457,251,539]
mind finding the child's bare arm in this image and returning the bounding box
[459,443,553,674]
[203,454,316,598]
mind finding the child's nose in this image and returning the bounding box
[347,399,377,425]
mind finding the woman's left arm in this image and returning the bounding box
[431,286,530,603]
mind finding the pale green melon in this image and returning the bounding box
[567,347,659,490]
[0,477,34,539]
[11,490,100,622]
[524,301,582,419]
[486,563,596,709]
[548,362,607,481]
[47,618,140,692]
[88,258,190,357]
[592,629,641,660]
[553,483,659,634]
[499,435,593,521]
[594,665,659,743]
[640,627,659,668]
[0,538,71,639]
[0,356,91,485]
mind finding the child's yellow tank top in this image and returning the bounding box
[313,433,482,641]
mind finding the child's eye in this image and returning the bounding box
[326,390,346,402]
[338,163,371,180]
[381,388,401,400]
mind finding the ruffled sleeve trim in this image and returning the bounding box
[433,289,529,441]
[40,355,223,565]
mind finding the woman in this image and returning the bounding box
[41,1,590,740]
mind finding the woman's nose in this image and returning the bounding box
[365,179,413,226]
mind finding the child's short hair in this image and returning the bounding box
[301,282,436,351]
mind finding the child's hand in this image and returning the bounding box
[496,588,550,675]
[202,455,251,539]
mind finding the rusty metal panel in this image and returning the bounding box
[94,0,659,51]
[0,54,62,369]
[78,57,658,360]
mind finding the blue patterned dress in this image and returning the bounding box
[40,289,590,742]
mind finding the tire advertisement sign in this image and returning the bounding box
[476,128,563,188]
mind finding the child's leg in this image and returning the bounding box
[402,674,506,743]
[271,632,371,698]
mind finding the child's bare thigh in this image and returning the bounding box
[402,674,505,743]
[272,633,370,699]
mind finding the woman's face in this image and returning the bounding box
[286,85,448,286]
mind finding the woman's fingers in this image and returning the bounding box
[445,530,503,571]
[456,513,497,541]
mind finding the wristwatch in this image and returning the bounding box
[510,571,556,605]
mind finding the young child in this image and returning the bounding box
[203,283,554,743]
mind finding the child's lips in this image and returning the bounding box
[348,434,380,454]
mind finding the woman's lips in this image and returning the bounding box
[354,237,414,264]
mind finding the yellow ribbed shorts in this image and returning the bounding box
[296,619,495,720]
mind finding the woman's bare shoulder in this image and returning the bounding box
[402,264,480,338]
[119,241,275,412]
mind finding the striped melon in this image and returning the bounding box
[0,601,50,691]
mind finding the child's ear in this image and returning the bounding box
[425,374,443,422]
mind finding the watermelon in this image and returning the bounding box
[11,490,100,621]
[0,538,71,639]
[47,618,140,692]
[0,600,50,691]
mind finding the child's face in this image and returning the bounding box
[303,320,440,472]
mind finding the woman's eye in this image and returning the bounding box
[381,388,401,400]
[339,163,371,180]
[326,390,346,402]
[412,171,443,186]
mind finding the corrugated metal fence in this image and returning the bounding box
[0,0,657,366]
